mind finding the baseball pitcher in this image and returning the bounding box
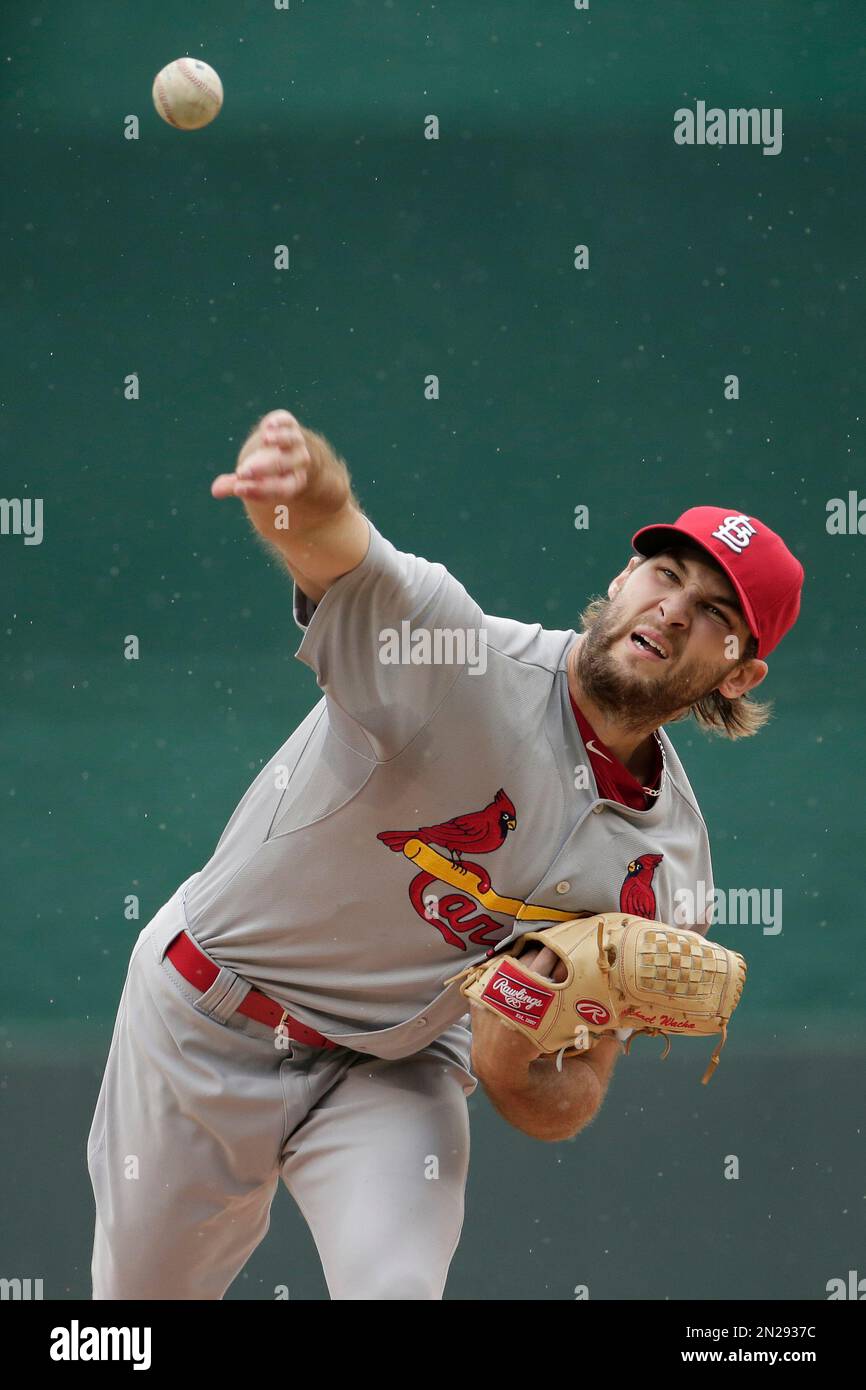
[86,410,804,1299]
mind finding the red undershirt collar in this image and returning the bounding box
[569,693,664,811]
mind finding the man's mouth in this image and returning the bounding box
[628,630,670,661]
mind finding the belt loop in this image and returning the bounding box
[193,968,251,1022]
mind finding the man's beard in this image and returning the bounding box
[575,597,730,734]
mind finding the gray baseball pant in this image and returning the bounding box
[86,886,475,1300]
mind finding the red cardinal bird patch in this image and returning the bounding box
[377,787,517,868]
[619,853,663,919]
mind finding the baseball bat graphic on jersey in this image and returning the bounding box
[388,837,584,925]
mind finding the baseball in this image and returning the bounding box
[152,57,223,131]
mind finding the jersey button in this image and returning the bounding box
[555,880,570,894]
[592,803,605,814]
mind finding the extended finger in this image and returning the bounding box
[237,410,296,464]
[523,944,568,983]
[262,423,307,451]
[211,472,244,498]
[529,945,558,976]
[237,445,303,480]
[237,414,304,472]
[258,409,297,440]
[234,471,308,500]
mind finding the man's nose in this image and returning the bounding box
[658,597,689,627]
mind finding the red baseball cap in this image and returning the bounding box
[631,506,804,660]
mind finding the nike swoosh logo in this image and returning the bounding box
[586,739,613,763]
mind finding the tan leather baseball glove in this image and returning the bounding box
[446,913,746,1085]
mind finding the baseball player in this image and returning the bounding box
[86,410,804,1300]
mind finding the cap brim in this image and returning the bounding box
[631,524,696,559]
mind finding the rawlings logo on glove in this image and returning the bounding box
[482,964,554,1024]
[446,912,746,1085]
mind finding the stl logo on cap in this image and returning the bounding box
[710,514,757,554]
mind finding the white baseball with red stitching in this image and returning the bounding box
[152,58,223,131]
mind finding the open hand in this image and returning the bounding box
[211,409,312,505]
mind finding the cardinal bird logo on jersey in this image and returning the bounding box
[377,789,518,951]
[619,853,663,919]
[377,788,517,868]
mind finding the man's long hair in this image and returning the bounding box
[578,547,774,739]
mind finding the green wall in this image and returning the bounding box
[1,1,862,1298]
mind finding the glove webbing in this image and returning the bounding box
[566,921,730,1084]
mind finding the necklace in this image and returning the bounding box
[641,732,668,798]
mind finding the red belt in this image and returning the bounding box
[165,930,338,1050]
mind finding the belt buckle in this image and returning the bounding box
[274,1010,294,1054]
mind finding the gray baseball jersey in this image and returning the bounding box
[180,517,714,1072]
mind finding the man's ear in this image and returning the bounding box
[715,657,769,700]
[608,555,643,600]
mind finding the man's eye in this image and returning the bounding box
[706,605,724,620]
